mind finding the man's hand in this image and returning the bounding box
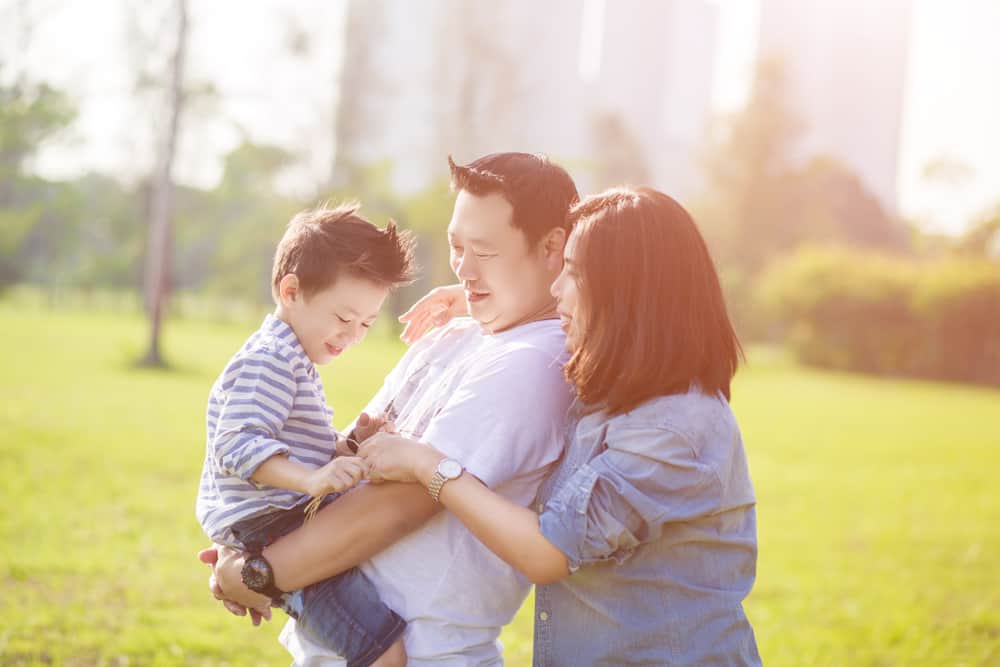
[305,456,366,496]
[198,546,272,626]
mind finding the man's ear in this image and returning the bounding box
[539,227,567,270]
[277,274,300,307]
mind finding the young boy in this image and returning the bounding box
[196,204,416,667]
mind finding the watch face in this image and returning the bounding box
[439,459,463,479]
[243,556,271,591]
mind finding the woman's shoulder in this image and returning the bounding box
[600,388,740,457]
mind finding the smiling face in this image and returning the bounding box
[448,190,563,333]
[276,272,389,365]
[550,230,585,353]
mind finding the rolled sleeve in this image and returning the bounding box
[212,350,296,481]
[539,426,721,569]
[215,429,291,481]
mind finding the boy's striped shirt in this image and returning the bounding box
[196,314,337,544]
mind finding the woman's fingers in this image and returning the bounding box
[400,314,430,344]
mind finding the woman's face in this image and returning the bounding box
[550,230,584,353]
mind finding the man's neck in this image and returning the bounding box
[487,300,559,335]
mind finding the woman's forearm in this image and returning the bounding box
[421,459,570,585]
[265,481,440,592]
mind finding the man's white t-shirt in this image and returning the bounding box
[279,318,572,666]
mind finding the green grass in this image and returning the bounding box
[1,302,997,666]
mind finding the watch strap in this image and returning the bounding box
[428,471,447,502]
[241,553,285,600]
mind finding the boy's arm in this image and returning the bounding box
[251,454,364,497]
[212,350,299,482]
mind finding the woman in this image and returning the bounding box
[360,186,761,666]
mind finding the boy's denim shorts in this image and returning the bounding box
[230,496,406,667]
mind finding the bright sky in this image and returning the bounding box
[2,0,998,234]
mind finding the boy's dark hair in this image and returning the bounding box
[271,203,417,300]
[448,152,580,245]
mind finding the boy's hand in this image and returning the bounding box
[398,284,467,344]
[344,412,396,453]
[305,456,365,497]
[351,412,382,444]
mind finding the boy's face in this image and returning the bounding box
[447,190,562,333]
[280,272,389,365]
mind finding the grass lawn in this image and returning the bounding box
[1,301,997,665]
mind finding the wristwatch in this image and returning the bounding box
[427,458,464,502]
[241,552,285,600]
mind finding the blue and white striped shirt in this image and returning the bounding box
[196,314,338,544]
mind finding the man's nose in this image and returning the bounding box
[455,253,478,281]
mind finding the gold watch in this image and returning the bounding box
[427,458,464,502]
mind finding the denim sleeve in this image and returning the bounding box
[538,425,721,570]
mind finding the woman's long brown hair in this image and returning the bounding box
[563,187,744,415]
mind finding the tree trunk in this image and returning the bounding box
[140,0,187,367]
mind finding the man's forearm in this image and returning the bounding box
[265,481,440,592]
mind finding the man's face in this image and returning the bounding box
[282,272,389,365]
[448,190,559,333]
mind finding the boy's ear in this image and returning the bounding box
[278,274,300,306]
[540,227,567,270]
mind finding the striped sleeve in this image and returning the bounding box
[211,348,297,482]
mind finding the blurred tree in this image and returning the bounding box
[697,57,804,275]
[0,76,76,286]
[432,1,521,162]
[589,111,650,191]
[137,0,188,367]
[331,0,388,190]
[788,155,909,251]
[956,205,1000,261]
[192,140,298,302]
[696,57,910,340]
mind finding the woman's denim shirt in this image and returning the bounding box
[534,389,761,666]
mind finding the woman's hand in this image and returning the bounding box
[398,284,467,344]
[198,544,272,622]
[358,433,444,486]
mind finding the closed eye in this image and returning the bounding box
[336,315,351,323]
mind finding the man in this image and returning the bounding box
[205,152,580,665]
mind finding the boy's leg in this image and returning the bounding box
[295,567,406,667]
[230,495,337,552]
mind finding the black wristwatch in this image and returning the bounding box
[344,427,361,454]
[241,552,285,600]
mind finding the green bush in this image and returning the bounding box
[757,247,1000,385]
[911,261,1000,384]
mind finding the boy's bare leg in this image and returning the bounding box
[369,638,406,667]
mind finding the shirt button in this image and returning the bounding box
[539,611,549,621]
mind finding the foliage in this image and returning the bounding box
[0,80,76,287]
[758,246,1000,384]
[693,58,912,341]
